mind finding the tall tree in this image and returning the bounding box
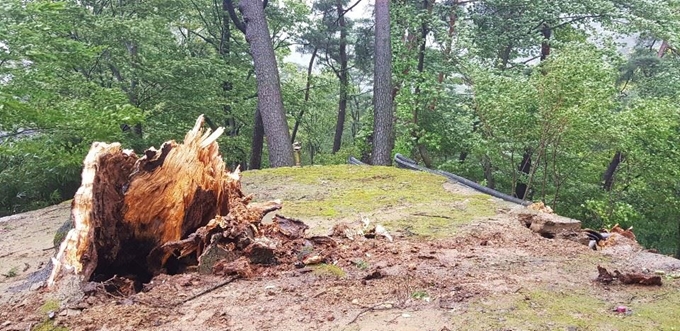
[298,0,354,154]
[226,0,295,167]
[371,0,394,165]
[291,47,318,143]
[601,40,671,191]
[332,0,350,153]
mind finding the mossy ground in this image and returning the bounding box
[31,300,68,331]
[39,299,60,314]
[241,165,500,237]
[447,283,680,330]
[2,165,679,331]
[313,263,347,278]
[31,320,68,331]
[241,165,680,330]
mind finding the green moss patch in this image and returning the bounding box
[313,263,346,278]
[39,299,60,314]
[241,165,500,237]
[450,285,680,330]
[32,320,68,331]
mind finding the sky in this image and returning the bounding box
[283,0,372,67]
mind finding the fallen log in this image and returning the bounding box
[48,115,282,288]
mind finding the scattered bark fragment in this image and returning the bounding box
[267,215,309,239]
[213,257,253,278]
[614,270,662,286]
[363,270,385,280]
[596,266,615,284]
[596,265,662,286]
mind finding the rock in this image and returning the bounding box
[245,238,277,265]
[29,281,45,291]
[198,241,239,275]
[516,210,581,238]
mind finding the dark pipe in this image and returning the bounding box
[348,156,367,166]
[394,154,532,206]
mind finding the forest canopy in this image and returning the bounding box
[1,0,679,256]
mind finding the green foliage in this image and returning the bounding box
[352,259,369,270]
[582,199,640,229]
[0,0,307,215]
[2,267,18,278]
[314,146,360,165]
[411,290,430,300]
[2,0,680,256]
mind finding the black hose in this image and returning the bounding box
[348,156,367,166]
[394,154,532,206]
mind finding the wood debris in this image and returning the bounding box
[596,265,662,286]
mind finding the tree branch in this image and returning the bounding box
[190,29,216,46]
[190,0,221,43]
[552,14,608,30]
[335,0,362,24]
[224,0,246,33]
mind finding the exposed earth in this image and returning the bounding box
[1,165,679,331]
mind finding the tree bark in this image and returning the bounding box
[602,151,624,191]
[540,23,551,61]
[676,219,680,259]
[249,106,265,169]
[371,0,394,165]
[291,47,317,144]
[238,0,294,167]
[515,149,532,199]
[332,0,349,154]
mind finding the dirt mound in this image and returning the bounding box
[1,166,679,331]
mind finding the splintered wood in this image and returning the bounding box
[48,115,282,287]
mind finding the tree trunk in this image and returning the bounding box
[411,0,434,168]
[676,219,680,259]
[238,0,294,167]
[220,0,232,56]
[291,47,318,143]
[250,106,265,169]
[49,116,282,288]
[371,0,394,165]
[602,151,624,191]
[515,149,532,199]
[601,40,669,189]
[540,23,551,61]
[514,24,551,199]
[482,155,495,189]
[432,1,457,109]
[332,0,349,154]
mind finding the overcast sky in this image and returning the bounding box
[283,0,372,67]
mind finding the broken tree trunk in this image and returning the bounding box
[49,115,281,287]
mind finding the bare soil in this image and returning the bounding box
[1,167,679,331]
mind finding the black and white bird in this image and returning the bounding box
[584,229,611,250]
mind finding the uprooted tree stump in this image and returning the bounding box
[48,115,286,290]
